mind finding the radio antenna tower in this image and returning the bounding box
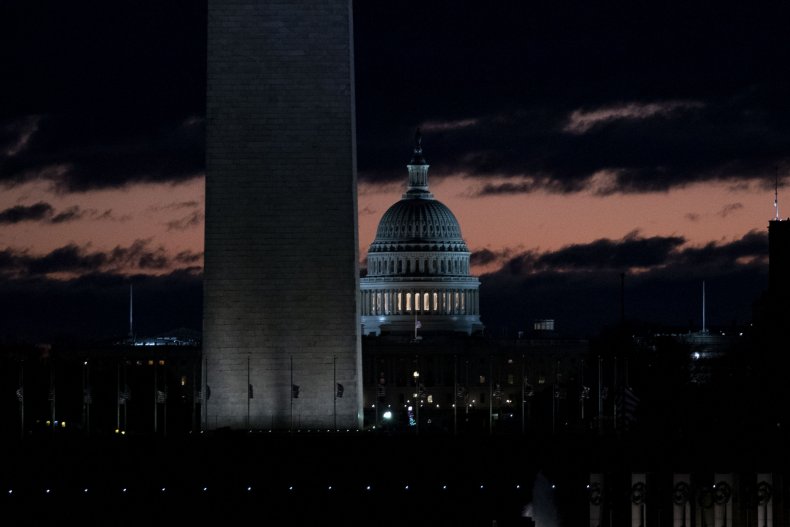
[775,167,781,220]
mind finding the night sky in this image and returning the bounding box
[1,1,788,340]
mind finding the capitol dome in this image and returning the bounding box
[371,198,467,246]
[361,131,483,336]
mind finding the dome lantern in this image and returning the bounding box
[405,128,432,198]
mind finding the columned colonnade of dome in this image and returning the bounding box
[361,287,479,316]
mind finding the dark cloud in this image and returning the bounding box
[94,209,131,222]
[0,240,203,278]
[533,231,686,271]
[0,202,90,224]
[479,230,768,335]
[50,205,85,223]
[166,210,203,231]
[1,2,788,194]
[0,114,204,192]
[148,200,200,212]
[354,3,790,194]
[672,230,768,269]
[470,247,517,267]
[0,202,54,224]
[0,1,206,191]
[470,249,500,267]
[0,269,202,341]
[718,202,744,218]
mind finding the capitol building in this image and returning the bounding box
[360,132,483,336]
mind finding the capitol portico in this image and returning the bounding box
[360,132,483,336]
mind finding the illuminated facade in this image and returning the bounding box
[360,132,483,335]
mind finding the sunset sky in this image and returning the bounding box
[1,2,788,339]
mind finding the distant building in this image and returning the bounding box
[360,131,483,336]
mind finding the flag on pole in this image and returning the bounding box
[15,387,23,403]
[119,386,131,405]
[415,319,422,329]
[336,383,344,398]
[248,384,254,399]
[291,384,300,399]
[83,388,92,405]
[156,389,167,403]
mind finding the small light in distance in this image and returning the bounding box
[383,411,393,420]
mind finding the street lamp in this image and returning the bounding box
[413,371,420,434]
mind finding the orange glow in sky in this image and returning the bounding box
[0,171,778,278]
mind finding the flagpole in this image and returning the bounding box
[164,382,168,437]
[465,359,469,422]
[123,361,128,432]
[50,360,56,427]
[521,352,525,435]
[153,360,158,435]
[290,355,294,432]
[86,361,91,435]
[247,355,250,430]
[488,355,493,435]
[202,353,207,432]
[191,362,196,433]
[453,354,458,436]
[613,356,617,431]
[580,359,585,421]
[19,361,24,440]
[116,361,120,430]
[597,356,603,435]
[82,360,86,431]
[333,355,337,431]
[552,360,558,435]
[414,356,420,435]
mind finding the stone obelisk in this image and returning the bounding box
[204,1,361,429]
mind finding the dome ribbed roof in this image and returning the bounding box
[368,129,469,253]
[373,198,464,242]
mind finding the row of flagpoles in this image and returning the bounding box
[11,352,636,437]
